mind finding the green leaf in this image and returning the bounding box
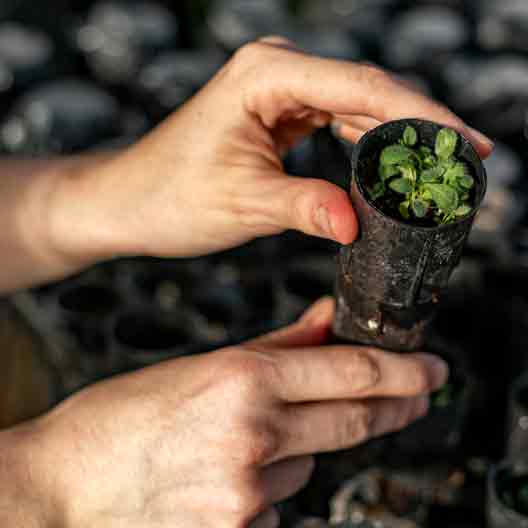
[419,146,432,157]
[368,182,386,201]
[421,189,433,201]
[455,204,472,217]
[380,145,414,165]
[420,166,443,183]
[403,126,418,147]
[399,162,417,182]
[378,164,399,182]
[411,199,428,218]
[389,177,413,194]
[424,183,459,213]
[459,173,474,189]
[444,162,466,184]
[399,201,410,219]
[435,128,458,159]
[433,383,454,408]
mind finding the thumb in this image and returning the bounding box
[264,175,358,244]
[248,297,335,348]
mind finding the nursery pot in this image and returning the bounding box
[276,255,335,325]
[487,459,528,528]
[387,340,473,463]
[333,119,487,352]
[507,373,528,458]
[56,281,122,360]
[111,309,197,369]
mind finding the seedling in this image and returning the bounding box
[368,126,475,225]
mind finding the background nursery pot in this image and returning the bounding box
[487,459,528,528]
[333,119,487,351]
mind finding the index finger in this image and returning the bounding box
[266,345,449,403]
[246,43,493,158]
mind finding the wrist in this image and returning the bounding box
[46,153,125,273]
[0,424,64,528]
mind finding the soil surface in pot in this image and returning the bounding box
[362,127,478,227]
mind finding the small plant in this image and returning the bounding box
[368,126,475,225]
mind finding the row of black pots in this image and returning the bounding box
[30,252,335,388]
[3,1,528,167]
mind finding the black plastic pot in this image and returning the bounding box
[387,341,473,463]
[297,0,394,60]
[111,309,197,369]
[383,6,469,77]
[289,27,362,61]
[443,54,528,139]
[276,255,335,325]
[291,518,329,528]
[206,0,294,54]
[487,459,528,527]
[55,281,122,375]
[507,373,528,458]
[0,23,55,89]
[0,79,121,154]
[189,284,249,350]
[75,1,180,85]
[134,49,226,120]
[130,261,203,311]
[477,0,528,54]
[333,119,487,352]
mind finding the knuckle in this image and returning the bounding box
[358,63,390,88]
[238,420,282,466]
[290,178,331,231]
[224,481,267,523]
[336,402,372,448]
[340,349,380,393]
[229,41,276,79]
[218,348,267,398]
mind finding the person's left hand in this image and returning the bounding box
[50,37,493,264]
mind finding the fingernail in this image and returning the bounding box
[315,206,335,240]
[421,354,449,391]
[465,125,494,150]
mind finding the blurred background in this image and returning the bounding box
[3,0,528,526]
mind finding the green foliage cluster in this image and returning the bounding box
[368,126,475,225]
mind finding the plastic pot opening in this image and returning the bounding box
[355,119,486,227]
[114,312,191,352]
[59,284,121,317]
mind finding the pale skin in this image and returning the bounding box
[0,38,493,527]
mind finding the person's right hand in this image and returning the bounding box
[4,298,448,528]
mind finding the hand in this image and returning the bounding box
[51,38,493,264]
[4,298,448,527]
